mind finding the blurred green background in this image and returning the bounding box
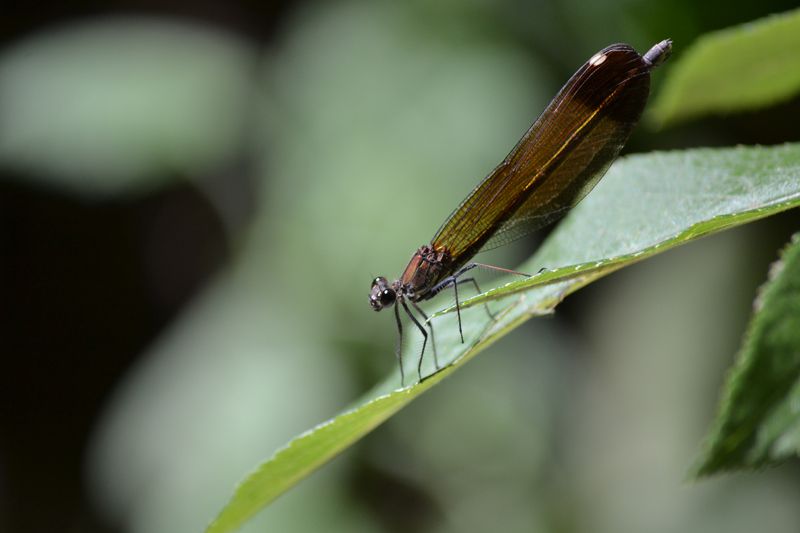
[2,1,800,532]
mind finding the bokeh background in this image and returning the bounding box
[3,1,800,532]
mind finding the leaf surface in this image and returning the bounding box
[209,143,800,533]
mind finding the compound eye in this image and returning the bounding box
[380,289,395,305]
[372,276,386,288]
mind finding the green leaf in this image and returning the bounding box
[208,143,800,533]
[649,9,800,126]
[695,233,800,476]
[447,143,800,314]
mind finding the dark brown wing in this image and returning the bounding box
[430,43,662,265]
[481,80,647,251]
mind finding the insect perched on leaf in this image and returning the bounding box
[369,40,672,385]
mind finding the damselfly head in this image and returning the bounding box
[369,276,396,311]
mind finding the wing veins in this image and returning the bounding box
[433,48,649,260]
